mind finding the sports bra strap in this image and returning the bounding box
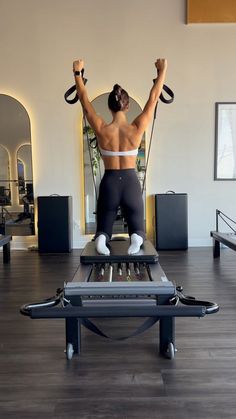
[99,147,138,157]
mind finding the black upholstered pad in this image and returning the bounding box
[80,239,159,264]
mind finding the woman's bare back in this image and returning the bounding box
[98,118,142,170]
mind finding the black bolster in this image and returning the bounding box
[29,304,207,319]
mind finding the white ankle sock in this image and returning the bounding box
[95,234,110,255]
[128,233,143,255]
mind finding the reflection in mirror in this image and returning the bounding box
[0,94,34,236]
[0,145,11,206]
[17,144,33,205]
[83,93,145,235]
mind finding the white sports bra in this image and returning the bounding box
[99,147,138,157]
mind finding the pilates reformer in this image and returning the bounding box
[20,67,218,360]
[21,237,219,360]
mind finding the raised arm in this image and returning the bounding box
[132,59,167,135]
[73,59,105,133]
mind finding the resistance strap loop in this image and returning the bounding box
[81,316,160,341]
[141,81,174,194]
[64,69,87,104]
[160,84,174,104]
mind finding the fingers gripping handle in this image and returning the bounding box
[64,70,174,106]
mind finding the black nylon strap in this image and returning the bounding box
[141,81,174,194]
[64,69,87,104]
[160,84,174,104]
[64,85,78,105]
[64,73,174,105]
[81,316,160,341]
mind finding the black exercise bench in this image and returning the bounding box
[210,210,236,258]
[0,235,12,263]
[210,231,236,258]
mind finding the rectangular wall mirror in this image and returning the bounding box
[214,102,236,180]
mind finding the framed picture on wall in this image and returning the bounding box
[214,102,236,180]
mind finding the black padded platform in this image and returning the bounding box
[80,239,159,264]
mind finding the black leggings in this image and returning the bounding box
[95,169,145,241]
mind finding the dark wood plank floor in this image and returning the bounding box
[0,247,236,418]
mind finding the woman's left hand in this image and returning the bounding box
[73,59,84,72]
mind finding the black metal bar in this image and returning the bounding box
[159,316,175,355]
[29,304,207,319]
[141,103,158,195]
[216,209,219,232]
[66,318,81,355]
[3,242,10,263]
[217,209,236,234]
[218,209,236,226]
[213,239,220,258]
[158,295,175,355]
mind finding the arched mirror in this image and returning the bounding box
[0,145,11,206]
[0,94,34,236]
[83,92,145,235]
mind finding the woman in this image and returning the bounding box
[73,58,167,255]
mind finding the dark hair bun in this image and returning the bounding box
[108,84,129,113]
[113,84,122,94]
[113,84,122,102]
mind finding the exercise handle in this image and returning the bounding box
[64,69,88,105]
[153,79,174,105]
[64,85,78,104]
[160,84,174,104]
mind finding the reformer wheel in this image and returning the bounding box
[66,343,74,360]
[166,342,175,360]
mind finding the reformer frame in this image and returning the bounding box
[20,70,218,361]
[21,238,218,361]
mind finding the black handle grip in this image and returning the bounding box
[160,84,174,104]
[64,69,88,105]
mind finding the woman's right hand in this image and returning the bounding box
[155,58,167,72]
[73,59,84,72]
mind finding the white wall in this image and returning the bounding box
[0,0,236,248]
